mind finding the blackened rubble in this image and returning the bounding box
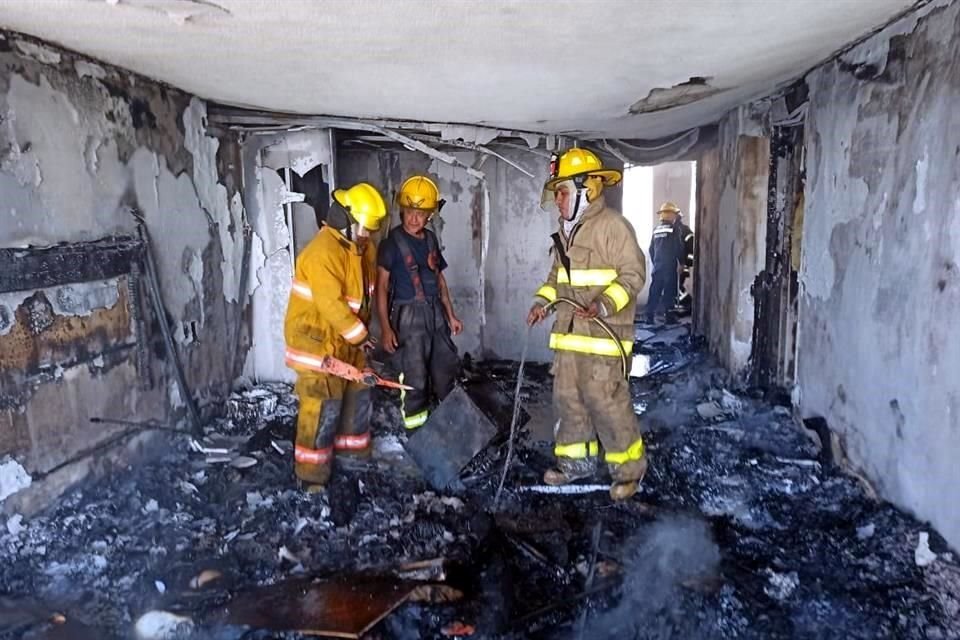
[2,324,959,640]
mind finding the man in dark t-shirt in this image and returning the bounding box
[375,176,462,430]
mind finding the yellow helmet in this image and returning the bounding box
[545,148,622,191]
[658,201,681,216]
[397,175,443,213]
[333,182,388,231]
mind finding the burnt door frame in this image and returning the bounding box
[750,124,804,389]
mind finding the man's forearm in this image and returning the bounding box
[438,275,457,320]
[376,290,392,333]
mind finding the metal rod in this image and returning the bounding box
[132,212,204,436]
[90,417,193,435]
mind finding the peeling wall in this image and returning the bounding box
[798,1,960,550]
[242,130,334,383]
[695,110,769,375]
[0,33,247,492]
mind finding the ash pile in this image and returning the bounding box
[1,325,959,640]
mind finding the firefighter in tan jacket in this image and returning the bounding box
[527,148,649,501]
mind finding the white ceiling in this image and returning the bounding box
[0,0,916,138]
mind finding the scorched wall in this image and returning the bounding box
[0,33,247,510]
[798,1,960,551]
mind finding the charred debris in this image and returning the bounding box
[1,324,958,640]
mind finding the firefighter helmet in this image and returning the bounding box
[333,183,388,231]
[544,148,622,191]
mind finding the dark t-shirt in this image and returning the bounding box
[378,227,448,301]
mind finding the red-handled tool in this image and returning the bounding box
[320,355,413,391]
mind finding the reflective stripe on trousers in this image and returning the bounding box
[399,372,429,429]
[604,438,645,465]
[334,432,371,450]
[554,440,600,459]
[295,444,332,464]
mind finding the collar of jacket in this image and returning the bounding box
[558,194,607,240]
[323,224,362,254]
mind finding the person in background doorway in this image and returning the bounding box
[376,175,462,431]
[527,148,649,501]
[644,201,686,325]
[284,183,386,490]
[675,208,695,315]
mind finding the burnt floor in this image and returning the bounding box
[1,323,959,640]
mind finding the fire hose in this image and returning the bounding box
[540,297,630,380]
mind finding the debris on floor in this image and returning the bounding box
[1,323,958,639]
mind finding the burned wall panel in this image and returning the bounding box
[0,32,248,507]
[798,1,960,550]
[695,112,769,376]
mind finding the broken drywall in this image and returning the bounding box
[242,151,295,383]
[261,130,333,179]
[798,1,960,551]
[0,33,247,501]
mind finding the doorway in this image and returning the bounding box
[622,161,697,312]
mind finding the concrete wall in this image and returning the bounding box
[0,34,245,507]
[337,146,555,363]
[797,1,960,550]
[695,112,769,375]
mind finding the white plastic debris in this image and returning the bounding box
[144,499,159,513]
[440,496,465,511]
[0,458,32,502]
[278,546,300,564]
[294,517,310,535]
[154,581,166,594]
[230,456,258,469]
[178,481,199,495]
[856,523,876,540]
[915,531,938,567]
[134,611,194,640]
[764,569,799,600]
[190,569,222,589]
[720,390,744,415]
[6,514,24,536]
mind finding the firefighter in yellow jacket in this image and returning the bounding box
[284,182,386,488]
[527,148,649,501]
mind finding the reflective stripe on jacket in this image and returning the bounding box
[284,226,377,371]
[533,195,647,357]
